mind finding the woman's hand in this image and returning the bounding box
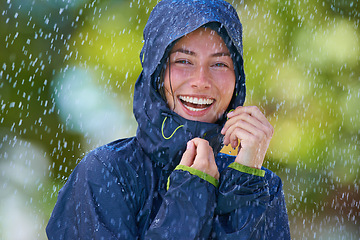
[179,138,220,180]
[221,106,274,169]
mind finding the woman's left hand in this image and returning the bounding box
[221,106,274,169]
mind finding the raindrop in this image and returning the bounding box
[1,0,359,239]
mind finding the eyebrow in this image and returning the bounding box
[171,48,196,56]
[170,48,231,57]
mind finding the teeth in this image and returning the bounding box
[184,105,208,111]
[179,96,214,105]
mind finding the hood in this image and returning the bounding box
[133,0,246,172]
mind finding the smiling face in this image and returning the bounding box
[164,27,236,123]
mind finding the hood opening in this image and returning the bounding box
[151,22,244,126]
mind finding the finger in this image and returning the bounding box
[179,141,196,167]
[223,117,268,146]
[191,138,211,163]
[221,112,256,136]
[191,139,219,180]
[222,112,273,140]
[231,130,265,169]
[209,151,220,180]
[222,116,254,146]
[227,106,272,129]
[227,127,253,149]
[230,125,270,168]
[208,145,216,165]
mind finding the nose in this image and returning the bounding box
[190,66,211,89]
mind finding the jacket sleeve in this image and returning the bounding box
[212,162,291,240]
[264,170,291,239]
[46,152,140,240]
[145,166,218,240]
[212,162,270,240]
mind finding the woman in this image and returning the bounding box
[46,0,291,239]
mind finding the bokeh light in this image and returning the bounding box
[1,0,359,239]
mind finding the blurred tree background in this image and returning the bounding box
[0,0,359,239]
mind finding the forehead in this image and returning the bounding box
[172,27,228,51]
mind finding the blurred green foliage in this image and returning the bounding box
[0,0,359,239]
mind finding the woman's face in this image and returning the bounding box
[164,27,236,123]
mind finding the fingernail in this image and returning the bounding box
[227,111,234,117]
[186,141,191,150]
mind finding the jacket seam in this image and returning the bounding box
[167,165,219,190]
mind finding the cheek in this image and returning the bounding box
[222,85,235,106]
[164,67,187,94]
[218,78,235,109]
[226,80,236,95]
[215,72,235,94]
[171,66,192,80]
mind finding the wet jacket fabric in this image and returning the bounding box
[46,0,291,239]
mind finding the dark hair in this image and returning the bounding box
[157,57,176,111]
[157,62,167,101]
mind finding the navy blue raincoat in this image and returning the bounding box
[46,0,291,239]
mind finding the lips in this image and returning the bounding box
[178,95,214,112]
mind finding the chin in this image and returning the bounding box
[182,112,217,123]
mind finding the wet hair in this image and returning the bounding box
[156,39,178,110]
[157,57,176,110]
[157,62,167,101]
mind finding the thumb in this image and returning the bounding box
[179,141,196,167]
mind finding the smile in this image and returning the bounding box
[178,96,214,112]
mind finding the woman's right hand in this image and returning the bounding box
[179,138,220,180]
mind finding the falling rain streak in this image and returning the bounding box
[0,0,359,239]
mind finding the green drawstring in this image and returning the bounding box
[161,116,184,140]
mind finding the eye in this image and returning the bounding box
[213,62,229,68]
[175,59,192,65]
